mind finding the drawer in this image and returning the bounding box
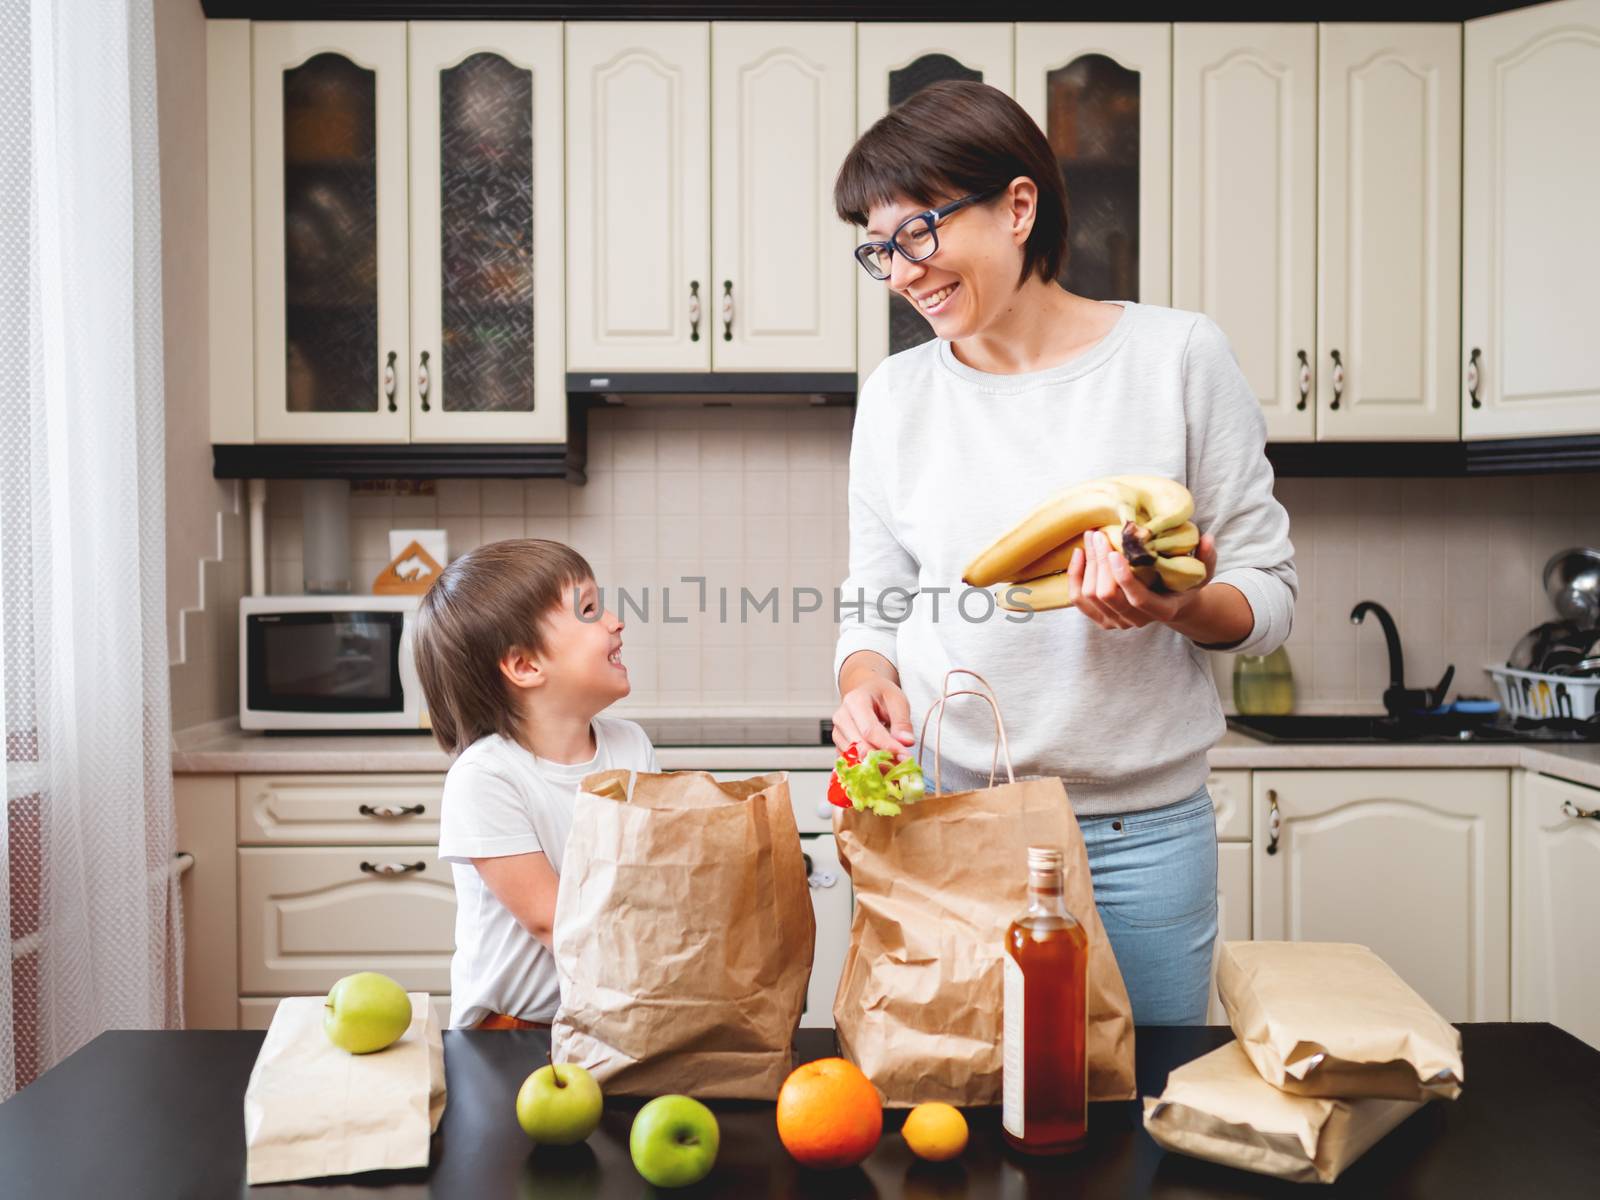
[239,994,453,1032]
[1209,770,1251,841]
[238,774,445,845]
[701,769,834,834]
[802,834,851,1029]
[238,846,457,994]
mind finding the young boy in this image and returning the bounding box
[413,539,657,1029]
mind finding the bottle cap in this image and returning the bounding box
[1026,846,1063,873]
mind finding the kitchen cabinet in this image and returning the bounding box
[252,22,411,443]
[1174,24,1318,442]
[855,24,1015,380]
[1253,769,1510,1021]
[1014,23,1170,309]
[174,775,239,1030]
[566,23,856,374]
[238,994,454,1032]
[234,21,567,445]
[1316,24,1461,441]
[1513,772,1600,1050]
[1463,0,1600,439]
[1206,770,1252,1023]
[407,23,566,442]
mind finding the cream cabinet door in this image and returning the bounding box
[239,847,457,994]
[237,773,444,845]
[1015,23,1171,307]
[1513,772,1600,1050]
[1463,0,1600,439]
[1209,842,1253,1024]
[1254,770,1510,1021]
[239,995,454,1031]
[1174,25,1317,442]
[565,23,711,372]
[252,23,411,442]
[854,25,1015,381]
[1316,24,1461,441]
[711,23,856,372]
[408,23,565,442]
[802,834,852,1029]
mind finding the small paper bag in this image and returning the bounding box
[244,994,445,1185]
[551,769,815,1099]
[1217,941,1464,1101]
[1143,1040,1425,1183]
[832,670,1136,1106]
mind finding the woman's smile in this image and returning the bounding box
[913,281,961,316]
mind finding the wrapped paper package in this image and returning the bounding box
[1143,1040,1426,1184]
[832,671,1136,1106]
[552,769,815,1099]
[244,994,445,1185]
[1217,941,1464,1101]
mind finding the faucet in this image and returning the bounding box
[1349,600,1455,719]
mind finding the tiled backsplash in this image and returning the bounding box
[250,407,1600,723]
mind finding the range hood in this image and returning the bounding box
[566,371,856,407]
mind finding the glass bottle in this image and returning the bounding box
[1003,845,1088,1155]
[1232,646,1296,715]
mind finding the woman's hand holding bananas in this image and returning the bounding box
[961,475,1222,632]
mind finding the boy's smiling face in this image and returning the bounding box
[500,576,629,713]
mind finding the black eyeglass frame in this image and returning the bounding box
[852,187,1005,280]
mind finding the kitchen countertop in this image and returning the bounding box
[171,721,1600,788]
[3,1024,1596,1198]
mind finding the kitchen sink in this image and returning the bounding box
[1227,713,1506,743]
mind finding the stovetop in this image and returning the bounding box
[629,716,833,747]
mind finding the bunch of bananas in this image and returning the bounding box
[962,475,1204,612]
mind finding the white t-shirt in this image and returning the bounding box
[437,716,658,1027]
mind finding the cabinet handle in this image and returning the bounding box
[383,351,398,412]
[417,350,432,412]
[1561,799,1599,821]
[1329,349,1344,410]
[722,280,734,342]
[1296,350,1310,411]
[359,803,426,819]
[1267,789,1281,855]
[360,860,426,877]
[1467,347,1482,409]
[688,281,702,342]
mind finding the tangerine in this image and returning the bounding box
[775,1057,883,1169]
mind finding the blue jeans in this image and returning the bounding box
[1079,787,1219,1025]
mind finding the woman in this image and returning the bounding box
[829,81,1296,1025]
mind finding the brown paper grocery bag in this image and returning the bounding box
[1143,1040,1425,1183]
[551,769,815,1099]
[832,669,1136,1106]
[1217,941,1464,1101]
[244,994,445,1185]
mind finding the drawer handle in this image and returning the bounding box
[359,803,426,819]
[802,851,838,889]
[360,860,426,877]
[1267,789,1281,856]
[1561,799,1599,821]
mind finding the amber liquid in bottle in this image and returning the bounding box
[1002,845,1089,1155]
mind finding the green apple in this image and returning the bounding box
[629,1095,719,1189]
[322,972,413,1054]
[516,1058,603,1145]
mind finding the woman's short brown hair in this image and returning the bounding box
[834,79,1069,288]
[413,539,593,756]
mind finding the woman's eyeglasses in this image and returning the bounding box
[853,188,1002,280]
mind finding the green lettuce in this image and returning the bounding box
[834,749,927,816]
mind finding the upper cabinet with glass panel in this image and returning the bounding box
[855,25,1015,380]
[252,23,410,443]
[409,24,565,443]
[1016,24,1171,308]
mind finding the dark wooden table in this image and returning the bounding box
[2,1023,1597,1198]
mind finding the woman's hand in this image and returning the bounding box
[832,664,916,763]
[1070,530,1219,630]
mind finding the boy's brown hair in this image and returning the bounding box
[413,538,593,755]
[833,79,1070,288]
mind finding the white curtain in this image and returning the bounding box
[0,0,181,1099]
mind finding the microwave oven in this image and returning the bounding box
[239,595,427,732]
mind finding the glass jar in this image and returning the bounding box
[1233,646,1295,715]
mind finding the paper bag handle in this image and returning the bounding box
[917,687,1016,795]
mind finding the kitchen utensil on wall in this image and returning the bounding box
[1542,547,1600,625]
[301,479,351,594]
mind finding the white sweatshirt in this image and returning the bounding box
[833,301,1297,816]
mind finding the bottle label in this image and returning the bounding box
[1003,953,1023,1137]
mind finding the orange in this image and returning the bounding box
[775,1057,883,1169]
